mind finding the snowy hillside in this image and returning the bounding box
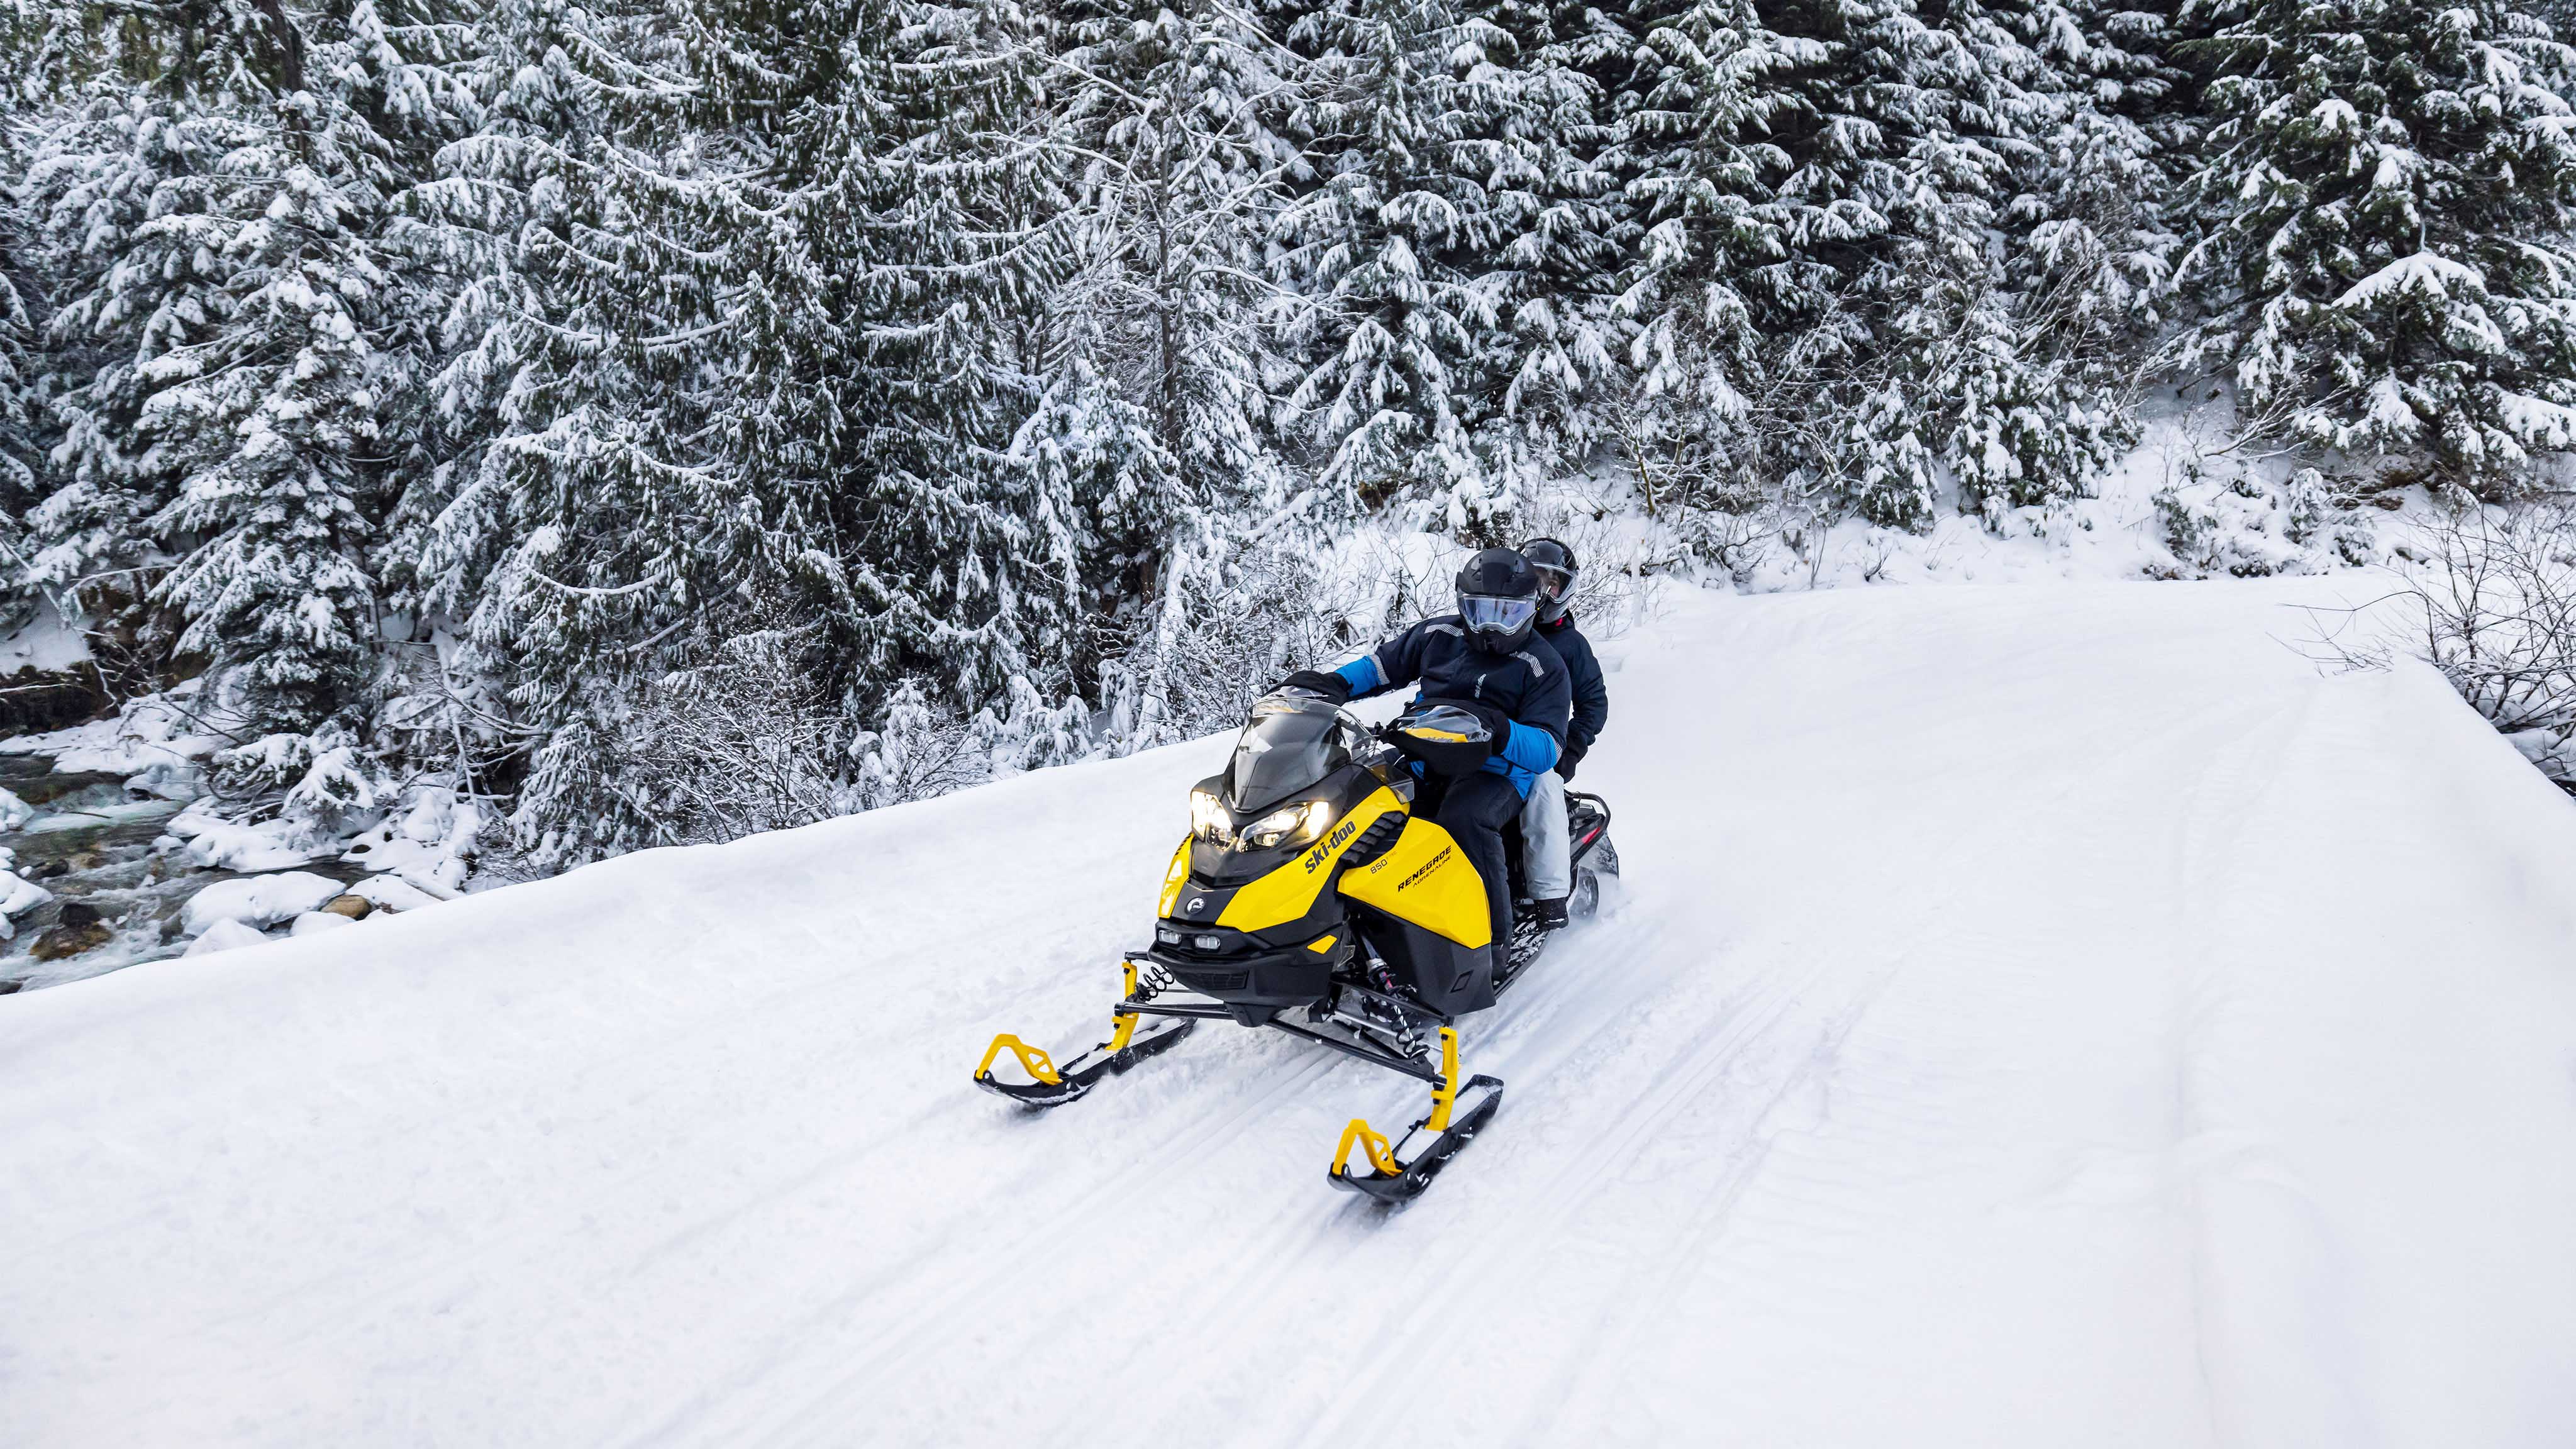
[6,580,2575,1447]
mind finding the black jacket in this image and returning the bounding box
[1335,616,1572,792]
[1536,614,1607,778]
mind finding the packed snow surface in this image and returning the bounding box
[6,581,2575,1447]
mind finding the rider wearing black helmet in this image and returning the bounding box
[1515,537,1608,928]
[1274,548,1572,999]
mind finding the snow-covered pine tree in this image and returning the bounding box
[1045,0,1286,608]
[26,1,468,726]
[392,0,846,860]
[1595,0,1801,519]
[1911,0,2141,520]
[813,0,1094,743]
[18,25,258,651]
[1273,0,1519,535]
[160,1,477,728]
[1467,0,1633,474]
[0,74,53,543]
[1623,0,2133,529]
[1999,0,2179,367]
[2174,0,2576,486]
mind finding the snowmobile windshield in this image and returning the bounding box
[1225,697,1350,811]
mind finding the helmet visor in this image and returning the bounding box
[1460,594,1537,636]
[1530,565,1570,602]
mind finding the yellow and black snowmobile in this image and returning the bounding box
[973,685,1618,1201]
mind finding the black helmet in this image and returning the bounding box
[1455,547,1541,655]
[1520,537,1579,623]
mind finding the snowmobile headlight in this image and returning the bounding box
[1191,789,1232,845]
[1236,799,1335,851]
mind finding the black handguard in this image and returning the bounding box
[1275,669,1353,705]
[1388,699,1509,777]
[1455,699,1513,741]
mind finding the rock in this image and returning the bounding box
[289,911,355,937]
[180,871,342,936]
[349,874,445,913]
[0,868,52,935]
[30,917,111,961]
[185,918,268,957]
[57,901,99,928]
[318,894,372,920]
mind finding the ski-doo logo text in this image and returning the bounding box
[1398,846,1452,892]
[1304,817,1360,874]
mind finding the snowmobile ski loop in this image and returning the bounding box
[973,962,1196,1108]
[1334,1119,1402,1178]
[976,1035,1060,1087]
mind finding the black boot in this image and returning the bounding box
[1528,896,1569,931]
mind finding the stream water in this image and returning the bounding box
[0,755,365,994]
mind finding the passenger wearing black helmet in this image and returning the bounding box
[1515,537,1608,930]
[1272,547,1572,980]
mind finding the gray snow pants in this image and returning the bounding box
[1519,769,1571,902]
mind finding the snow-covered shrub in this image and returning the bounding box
[1097,526,1355,753]
[338,786,482,896]
[213,733,321,793]
[852,680,988,812]
[2399,501,2576,792]
[601,635,860,852]
[2150,466,2377,578]
[280,735,397,837]
[973,679,1096,777]
[211,722,396,840]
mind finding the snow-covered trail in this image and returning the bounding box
[7,582,2576,1448]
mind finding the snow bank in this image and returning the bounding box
[3,579,2572,1448]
